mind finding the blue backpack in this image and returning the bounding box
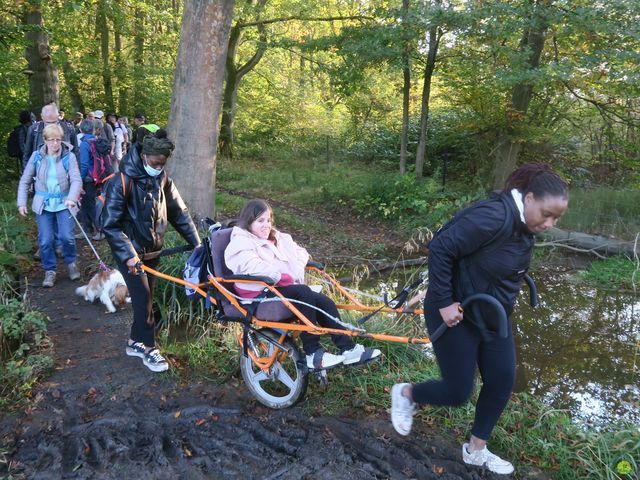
[183,245,210,300]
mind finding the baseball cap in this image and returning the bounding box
[93,110,104,119]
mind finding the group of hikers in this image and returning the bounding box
[12,102,569,475]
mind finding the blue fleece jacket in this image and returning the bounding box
[79,134,96,179]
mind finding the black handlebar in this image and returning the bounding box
[523,274,538,307]
[429,293,509,343]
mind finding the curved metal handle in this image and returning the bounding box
[429,293,508,343]
[523,274,538,308]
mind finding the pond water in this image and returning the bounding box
[353,269,639,428]
[511,273,639,428]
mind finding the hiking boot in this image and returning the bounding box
[462,443,514,475]
[126,341,147,359]
[91,232,105,241]
[42,271,56,288]
[306,349,345,370]
[67,262,81,281]
[342,343,382,365]
[391,383,415,436]
[143,348,169,372]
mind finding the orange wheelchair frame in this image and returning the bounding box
[141,260,430,409]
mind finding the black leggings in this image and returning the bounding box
[276,284,355,355]
[412,301,516,440]
[117,258,160,348]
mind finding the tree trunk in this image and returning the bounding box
[399,0,410,175]
[97,0,114,111]
[218,2,267,160]
[414,4,441,180]
[23,1,59,112]
[132,3,145,114]
[492,0,548,189]
[167,0,235,220]
[60,50,85,114]
[114,29,128,114]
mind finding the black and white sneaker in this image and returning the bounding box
[125,341,147,359]
[143,348,169,372]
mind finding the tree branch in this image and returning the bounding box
[236,15,374,29]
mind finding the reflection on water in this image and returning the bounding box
[512,274,639,427]
[351,269,639,427]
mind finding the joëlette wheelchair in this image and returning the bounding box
[141,226,536,409]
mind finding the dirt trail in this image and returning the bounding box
[0,242,528,479]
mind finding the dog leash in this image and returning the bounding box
[68,206,110,272]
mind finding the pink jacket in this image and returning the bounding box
[224,226,310,293]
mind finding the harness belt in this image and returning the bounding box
[35,190,69,200]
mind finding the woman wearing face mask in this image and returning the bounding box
[102,129,200,372]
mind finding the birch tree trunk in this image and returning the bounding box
[23,1,59,111]
[167,0,235,219]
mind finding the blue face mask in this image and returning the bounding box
[143,156,164,177]
[144,163,163,177]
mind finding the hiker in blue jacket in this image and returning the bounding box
[390,163,569,475]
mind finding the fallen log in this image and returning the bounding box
[538,227,638,258]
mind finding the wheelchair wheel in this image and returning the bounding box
[240,329,308,409]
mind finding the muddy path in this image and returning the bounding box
[0,222,541,479]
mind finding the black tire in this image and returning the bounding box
[240,329,309,409]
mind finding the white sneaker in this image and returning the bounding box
[306,350,345,369]
[342,344,382,365]
[462,443,514,475]
[390,383,415,436]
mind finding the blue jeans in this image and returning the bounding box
[35,209,77,271]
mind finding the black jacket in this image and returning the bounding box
[102,145,200,264]
[426,191,535,318]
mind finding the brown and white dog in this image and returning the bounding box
[75,269,131,313]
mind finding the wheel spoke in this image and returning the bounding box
[273,364,296,390]
[250,369,270,383]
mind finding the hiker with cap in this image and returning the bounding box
[102,129,200,373]
[131,113,159,146]
[92,110,115,155]
[390,163,569,475]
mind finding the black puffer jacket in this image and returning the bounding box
[102,145,200,264]
[426,192,535,319]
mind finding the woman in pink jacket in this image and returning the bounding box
[225,199,381,370]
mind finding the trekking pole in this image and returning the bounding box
[67,205,110,272]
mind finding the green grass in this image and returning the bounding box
[582,256,639,291]
[559,187,640,241]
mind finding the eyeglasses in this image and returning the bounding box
[45,138,63,143]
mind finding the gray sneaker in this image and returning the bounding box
[143,349,169,372]
[42,270,56,288]
[67,262,81,281]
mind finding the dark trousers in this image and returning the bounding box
[80,179,97,234]
[276,284,355,355]
[117,258,159,348]
[412,301,516,440]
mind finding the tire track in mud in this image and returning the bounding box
[0,247,523,479]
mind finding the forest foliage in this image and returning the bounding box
[1,0,639,191]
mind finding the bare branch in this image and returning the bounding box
[236,15,374,29]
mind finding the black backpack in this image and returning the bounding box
[7,125,23,158]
